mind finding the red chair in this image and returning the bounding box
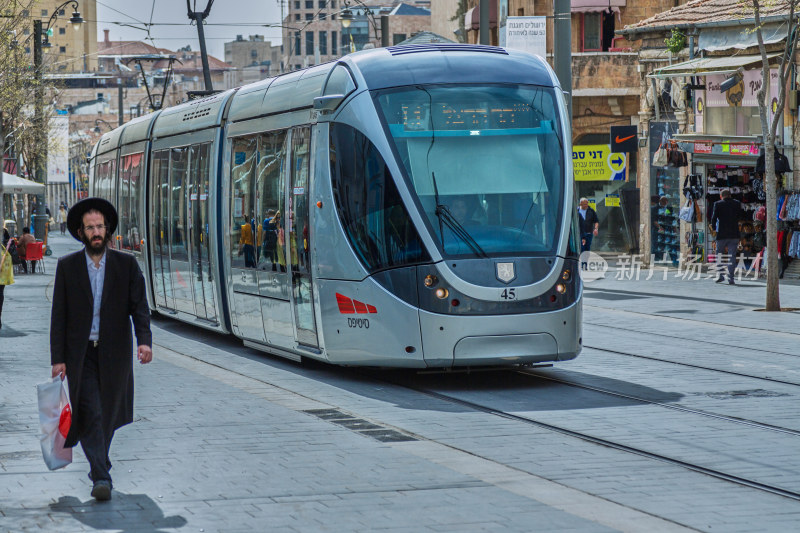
[25,241,45,274]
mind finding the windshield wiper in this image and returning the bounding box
[430,172,488,258]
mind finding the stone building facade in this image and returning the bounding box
[16,0,98,72]
[224,35,281,75]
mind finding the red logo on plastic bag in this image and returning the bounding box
[59,404,71,438]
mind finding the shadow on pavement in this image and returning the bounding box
[49,493,187,532]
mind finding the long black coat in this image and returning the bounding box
[50,248,151,448]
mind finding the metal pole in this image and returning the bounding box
[381,15,389,48]
[33,19,48,240]
[479,0,490,45]
[118,79,124,126]
[192,11,214,92]
[553,0,572,114]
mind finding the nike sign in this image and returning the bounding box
[615,134,635,143]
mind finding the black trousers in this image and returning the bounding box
[78,344,114,484]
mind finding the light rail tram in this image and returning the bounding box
[89,44,582,368]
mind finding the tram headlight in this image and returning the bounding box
[435,288,449,299]
[424,275,438,288]
[555,283,567,294]
[562,270,571,281]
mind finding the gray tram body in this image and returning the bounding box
[89,44,582,368]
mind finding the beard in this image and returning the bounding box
[81,233,109,256]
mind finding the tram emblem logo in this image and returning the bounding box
[496,262,516,284]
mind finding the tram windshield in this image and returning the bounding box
[375,84,566,258]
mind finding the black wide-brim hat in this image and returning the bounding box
[67,197,118,241]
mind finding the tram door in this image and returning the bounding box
[187,144,217,322]
[288,127,318,347]
[168,148,195,315]
[150,151,174,310]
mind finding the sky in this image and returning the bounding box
[95,0,285,60]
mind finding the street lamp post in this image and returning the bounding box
[32,1,83,240]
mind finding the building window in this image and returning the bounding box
[294,32,301,56]
[25,46,30,54]
[319,31,327,55]
[21,9,29,17]
[305,0,313,8]
[59,27,66,34]
[581,11,615,52]
[319,12,326,19]
[331,30,337,55]
[41,9,48,16]
[59,46,66,53]
[295,13,300,20]
[251,49,258,59]
[331,1,336,8]
[294,1,300,8]
[319,0,326,7]
[393,33,406,45]
[59,8,65,15]
[331,14,336,20]
[305,13,313,20]
[305,31,314,56]
[582,13,601,51]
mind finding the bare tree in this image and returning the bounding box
[751,0,800,310]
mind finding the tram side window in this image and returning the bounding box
[329,123,430,272]
[171,148,189,262]
[256,131,287,272]
[230,136,259,269]
[106,159,116,205]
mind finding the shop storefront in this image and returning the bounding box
[647,55,789,267]
[573,142,638,253]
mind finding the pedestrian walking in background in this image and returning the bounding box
[50,198,152,501]
[58,204,68,235]
[577,197,599,253]
[0,228,14,330]
[710,188,742,285]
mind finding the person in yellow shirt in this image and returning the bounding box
[238,214,257,268]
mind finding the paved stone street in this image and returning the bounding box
[1,233,800,532]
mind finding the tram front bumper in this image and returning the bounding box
[419,301,581,368]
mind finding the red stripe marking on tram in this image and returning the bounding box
[336,293,356,314]
[352,299,369,314]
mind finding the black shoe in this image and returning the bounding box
[715,276,724,283]
[91,480,112,501]
[728,279,736,285]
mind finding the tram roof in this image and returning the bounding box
[150,89,236,140]
[119,112,161,146]
[227,63,333,123]
[345,44,558,90]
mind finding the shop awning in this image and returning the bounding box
[571,0,625,13]
[465,0,497,31]
[0,173,46,195]
[649,53,782,79]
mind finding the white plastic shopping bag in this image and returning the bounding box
[37,375,73,470]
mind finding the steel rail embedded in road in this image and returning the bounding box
[518,368,800,437]
[369,374,800,503]
[584,343,800,387]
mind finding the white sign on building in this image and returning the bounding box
[48,116,70,184]
[504,16,546,59]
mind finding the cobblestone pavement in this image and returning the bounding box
[1,233,799,532]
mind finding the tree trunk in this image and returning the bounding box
[764,141,781,310]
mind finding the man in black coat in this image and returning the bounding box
[577,197,600,252]
[710,188,742,285]
[50,198,152,501]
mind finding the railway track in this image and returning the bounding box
[376,373,800,503]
